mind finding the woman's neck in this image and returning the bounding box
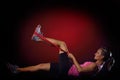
[95,60,105,72]
[95,60,104,66]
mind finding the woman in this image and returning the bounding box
[7,24,114,78]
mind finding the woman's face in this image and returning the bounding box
[94,48,104,60]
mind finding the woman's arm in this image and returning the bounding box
[68,53,97,73]
[68,53,83,72]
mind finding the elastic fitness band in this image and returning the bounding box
[34,32,69,54]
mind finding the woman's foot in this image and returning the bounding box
[31,24,43,41]
[6,63,19,74]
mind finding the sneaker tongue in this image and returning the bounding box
[36,25,42,34]
[36,27,40,33]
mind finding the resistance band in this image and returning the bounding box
[34,32,69,54]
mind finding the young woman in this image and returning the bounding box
[7,24,115,78]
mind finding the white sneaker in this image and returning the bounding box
[6,63,19,74]
[31,24,43,41]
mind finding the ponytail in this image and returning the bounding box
[104,52,115,71]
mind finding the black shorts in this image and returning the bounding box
[50,52,72,75]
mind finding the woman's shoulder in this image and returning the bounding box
[84,61,97,66]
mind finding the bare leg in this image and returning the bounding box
[41,37,69,54]
[32,24,69,54]
[17,63,50,72]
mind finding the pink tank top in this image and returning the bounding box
[68,61,93,76]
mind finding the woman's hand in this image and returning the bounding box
[68,53,75,60]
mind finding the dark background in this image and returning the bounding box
[1,0,120,80]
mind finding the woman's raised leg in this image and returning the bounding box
[31,24,69,54]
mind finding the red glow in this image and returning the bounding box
[18,9,107,64]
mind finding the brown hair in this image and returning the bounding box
[100,47,111,61]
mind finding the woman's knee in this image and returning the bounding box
[37,63,50,71]
[59,41,66,46]
[59,41,68,52]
